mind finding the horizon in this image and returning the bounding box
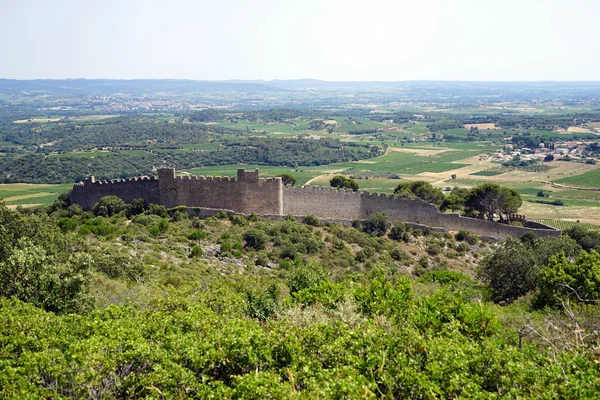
[3,77,600,83]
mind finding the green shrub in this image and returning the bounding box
[92,196,127,217]
[302,214,321,227]
[535,250,600,307]
[455,229,479,245]
[243,229,268,250]
[390,247,409,261]
[94,253,147,280]
[190,245,203,258]
[188,230,208,240]
[0,239,92,314]
[245,284,279,321]
[426,241,443,256]
[355,246,376,262]
[230,214,247,226]
[58,217,78,232]
[388,221,411,242]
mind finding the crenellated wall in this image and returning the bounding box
[71,168,560,239]
[71,168,283,216]
[283,185,561,239]
[70,175,160,211]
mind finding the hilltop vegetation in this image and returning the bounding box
[1,197,600,398]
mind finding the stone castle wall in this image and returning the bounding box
[71,168,283,215]
[71,168,560,239]
[70,176,160,211]
[283,186,561,239]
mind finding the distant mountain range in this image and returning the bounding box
[1,78,599,96]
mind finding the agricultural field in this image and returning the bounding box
[553,168,600,188]
[0,183,73,208]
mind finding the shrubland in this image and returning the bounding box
[0,197,599,398]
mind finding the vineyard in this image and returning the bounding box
[529,219,600,231]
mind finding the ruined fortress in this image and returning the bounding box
[71,168,560,239]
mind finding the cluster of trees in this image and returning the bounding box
[479,230,600,308]
[329,175,359,191]
[0,138,378,183]
[395,181,522,223]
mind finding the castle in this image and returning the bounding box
[71,168,560,239]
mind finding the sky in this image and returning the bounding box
[1,0,599,81]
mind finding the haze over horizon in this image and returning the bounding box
[2,0,599,82]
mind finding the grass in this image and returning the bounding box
[48,151,113,158]
[529,219,600,231]
[471,170,504,177]
[0,183,73,207]
[553,168,600,188]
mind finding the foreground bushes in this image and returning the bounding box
[1,281,599,399]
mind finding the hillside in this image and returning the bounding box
[1,196,599,398]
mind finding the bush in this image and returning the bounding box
[147,204,169,217]
[190,245,203,258]
[243,229,268,251]
[230,214,247,226]
[388,221,411,242]
[478,238,538,302]
[245,284,279,321]
[302,214,321,227]
[419,270,469,284]
[0,239,92,314]
[355,246,376,262]
[360,212,390,237]
[188,230,208,240]
[535,250,600,308]
[390,247,409,261]
[94,253,147,281]
[92,196,127,217]
[455,230,479,245]
[58,217,78,232]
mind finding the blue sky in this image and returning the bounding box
[1,0,599,80]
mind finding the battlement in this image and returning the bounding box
[71,168,560,239]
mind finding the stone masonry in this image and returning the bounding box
[71,168,560,239]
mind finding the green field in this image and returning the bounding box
[0,183,73,207]
[471,170,504,176]
[529,219,600,231]
[553,168,600,188]
[48,151,114,158]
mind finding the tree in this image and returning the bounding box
[536,250,600,307]
[478,238,539,302]
[394,181,444,206]
[330,175,359,191]
[465,183,521,222]
[276,173,296,186]
[498,187,522,223]
[544,154,554,162]
[440,187,469,213]
[92,196,127,217]
[359,212,390,237]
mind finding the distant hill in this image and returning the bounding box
[0,79,283,95]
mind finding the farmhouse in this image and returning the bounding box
[71,168,560,239]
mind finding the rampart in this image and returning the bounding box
[71,168,560,239]
[282,186,560,239]
[71,168,283,215]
